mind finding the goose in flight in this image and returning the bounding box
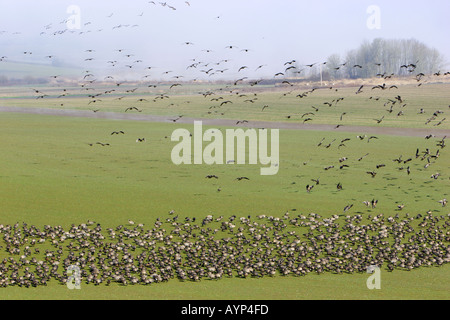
[171,115,183,122]
[302,112,315,118]
[366,171,377,178]
[285,66,296,72]
[343,204,353,212]
[358,153,369,161]
[371,199,378,208]
[355,85,364,94]
[372,84,387,90]
[317,138,325,147]
[125,107,142,112]
[284,60,296,65]
[234,78,247,85]
[374,116,384,124]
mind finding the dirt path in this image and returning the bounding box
[1,106,449,138]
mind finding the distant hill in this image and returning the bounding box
[0,60,82,82]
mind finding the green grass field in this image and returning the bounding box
[1,82,449,129]
[0,110,448,299]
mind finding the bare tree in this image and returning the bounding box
[326,54,343,80]
[339,38,446,79]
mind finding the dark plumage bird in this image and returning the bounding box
[371,199,378,208]
[343,204,353,212]
[355,85,364,94]
[125,107,142,112]
[96,142,110,146]
[366,171,377,178]
[317,138,325,147]
[374,116,384,124]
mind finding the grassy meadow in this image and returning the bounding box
[1,81,449,129]
[0,111,448,299]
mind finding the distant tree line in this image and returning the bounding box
[324,38,446,80]
[0,75,49,86]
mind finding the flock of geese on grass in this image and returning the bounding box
[0,211,448,287]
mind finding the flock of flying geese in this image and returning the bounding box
[306,131,448,213]
[3,4,450,210]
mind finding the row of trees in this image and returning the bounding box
[0,75,49,85]
[295,38,447,81]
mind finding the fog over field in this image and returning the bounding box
[1,0,449,81]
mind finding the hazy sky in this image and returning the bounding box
[1,0,449,80]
